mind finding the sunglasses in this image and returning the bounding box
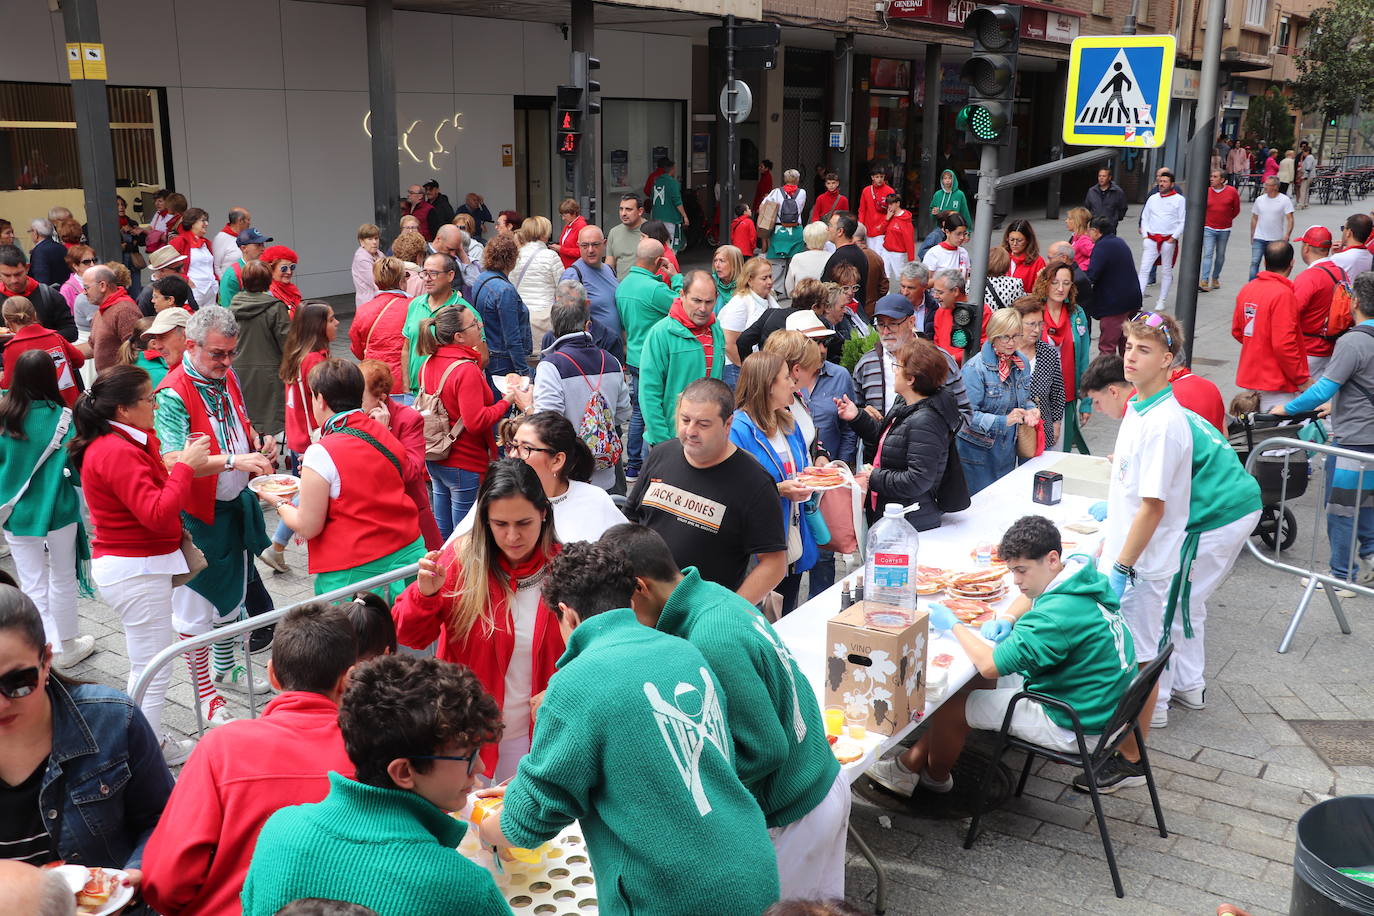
[409,749,483,775]
[0,665,40,700]
[1131,310,1174,349]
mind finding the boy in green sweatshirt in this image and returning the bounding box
[605,522,849,899]
[241,655,512,916]
[479,540,780,916]
[868,514,1136,798]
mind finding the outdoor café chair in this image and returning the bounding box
[963,643,1174,898]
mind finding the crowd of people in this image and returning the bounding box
[0,157,1361,916]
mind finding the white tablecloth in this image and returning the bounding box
[776,455,1110,781]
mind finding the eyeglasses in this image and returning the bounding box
[418,269,453,279]
[513,442,558,459]
[204,347,239,361]
[1131,311,1173,349]
[408,749,483,775]
[77,258,97,266]
[277,264,297,274]
[0,666,40,700]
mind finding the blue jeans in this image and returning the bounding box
[626,369,645,476]
[428,463,481,541]
[1201,227,1230,283]
[271,494,299,547]
[722,362,740,391]
[809,550,837,597]
[1249,238,1267,280]
[1326,448,1374,580]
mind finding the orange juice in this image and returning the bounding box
[823,706,845,738]
[470,796,544,862]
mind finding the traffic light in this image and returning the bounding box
[949,301,982,364]
[957,4,1021,145]
[572,51,601,116]
[556,85,583,159]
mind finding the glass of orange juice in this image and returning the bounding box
[824,705,845,738]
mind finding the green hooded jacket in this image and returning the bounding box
[928,169,972,226]
[992,555,1137,733]
[638,312,725,446]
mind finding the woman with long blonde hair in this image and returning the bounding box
[1065,206,1094,271]
[391,458,564,780]
[718,256,779,387]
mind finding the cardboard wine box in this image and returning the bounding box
[824,601,929,736]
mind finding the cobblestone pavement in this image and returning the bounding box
[35,192,1374,915]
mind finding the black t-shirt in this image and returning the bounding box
[0,757,53,864]
[626,440,786,591]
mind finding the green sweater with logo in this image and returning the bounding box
[241,772,512,916]
[657,567,839,828]
[992,556,1137,734]
[0,402,79,536]
[500,609,779,916]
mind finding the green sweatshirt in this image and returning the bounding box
[0,402,79,536]
[992,555,1137,734]
[637,314,725,446]
[500,609,780,916]
[928,169,972,226]
[614,266,675,368]
[241,772,512,916]
[656,567,839,828]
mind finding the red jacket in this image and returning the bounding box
[1293,260,1343,359]
[882,209,916,260]
[811,191,849,224]
[556,216,587,269]
[385,402,442,548]
[1168,367,1226,434]
[1204,184,1242,230]
[401,199,435,241]
[1009,253,1046,294]
[752,170,774,213]
[348,290,410,393]
[1232,271,1308,392]
[419,343,511,472]
[81,427,194,558]
[140,691,354,916]
[167,228,207,273]
[155,365,258,524]
[858,184,895,238]
[391,542,565,776]
[284,349,328,454]
[731,215,758,256]
[2,324,84,405]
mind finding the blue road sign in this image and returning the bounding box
[1063,35,1176,148]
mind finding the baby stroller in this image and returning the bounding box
[1227,411,1325,550]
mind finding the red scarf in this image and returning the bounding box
[782,184,799,195]
[6,277,39,299]
[1158,189,1178,197]
[219,224,236,238]
[997,350,1024,382]
[670,298,716,377]
[175,226,207,249]
[98,286,136,314]
[1042,303,1077,400]
[272,280,303,316]
[939,240,958,250]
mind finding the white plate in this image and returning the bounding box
[51,865,134,915]
[247,474,300,498]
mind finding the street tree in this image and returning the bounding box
[1244,89,1295,154]
[1292,0,1374,155]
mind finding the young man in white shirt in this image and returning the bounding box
[1136,170,1186,310]
[1330,213,1374,281]
[1249,177,1294,280]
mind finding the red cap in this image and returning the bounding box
[1299,226,1332,248]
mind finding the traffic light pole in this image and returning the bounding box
[571,0,597,227]
[719,15,738,246]
[1171,0,1225,363]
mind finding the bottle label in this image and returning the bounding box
[872,552,910,588]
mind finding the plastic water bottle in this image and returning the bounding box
[864,503,919,620]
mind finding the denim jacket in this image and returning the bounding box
[472,269,532,377]
[39,680,174,869]
[728,408,818,573]
[958,341,1033,455]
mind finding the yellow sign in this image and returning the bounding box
[66,44,83,81]
[501,144,514,168]
[79,43,107,81]
[1062,35,1175,149]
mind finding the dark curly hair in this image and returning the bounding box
[998,514,1062,563]
[273,901,377,916]
[339,654,502,788]
[542,540,637,621]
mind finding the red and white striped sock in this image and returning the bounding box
[180,633,216,707]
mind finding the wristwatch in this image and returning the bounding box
[223,453,235,472]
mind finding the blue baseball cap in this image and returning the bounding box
[873,293,914,321]
[236,227,272,246]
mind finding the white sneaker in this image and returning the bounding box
[919,769,955,794]
[214,664,271,695]
[161,736,195,767]
[867,755,920,798]
[1358,556,1374,586]
[53,635,96,671]
[258,547,290,574]
[1171,686,1206,710]
[204,695,237,727]
[1150,707,1169,728]
[1304,577,1357,599]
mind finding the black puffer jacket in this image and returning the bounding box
[848,386,964,531]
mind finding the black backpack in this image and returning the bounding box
[779,189,800,225]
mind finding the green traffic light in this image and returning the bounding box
[957,104,1004,141]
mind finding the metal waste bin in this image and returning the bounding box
[1292,796,1374,915]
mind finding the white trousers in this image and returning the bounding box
[6,523,79,645]
[1154,510,1260,715]
[769,769,852,900]
[103,572,177,736]
[1138,237,1176,308]
[880,248,909,287]
[1117,575,1171,665]
[171,551,248,635]
[493,732,531,784]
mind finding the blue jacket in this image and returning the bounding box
[1085,232,1142,319]
[472,269,532,376]
[41,680,174,870]
[957,341,1033,474]
[728,408,818,572]
[808,361,858,467]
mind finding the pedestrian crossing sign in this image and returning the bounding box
[1062,35,1175,148]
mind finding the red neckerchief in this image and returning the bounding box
[219,224,235,238]
[669,298,716,375]
[176,227,206,249]
[143,347,161,362]
[497,545,553,583]
[98,287,136,314]
[782,184,799,195]
[997,350,1025,382]
[271,280,303,314]
[939,241,958,250]
[6,277,39,298]
[1158,189,1178,197]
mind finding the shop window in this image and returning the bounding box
[0,81,166,190]
[602,99,684,201]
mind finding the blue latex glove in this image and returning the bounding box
[927,602,956,632]
[1088,501,1109,522]
[980,617,1013,642]
[1107,566,1128,599]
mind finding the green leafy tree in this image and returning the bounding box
[1292,0,1374,123]
[1244,89,1295,153]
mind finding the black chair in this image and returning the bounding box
[963,644,1174,898]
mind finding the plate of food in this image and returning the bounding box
[942,598,998,625]
[794,465,851,490]
[916,565,947,595]
[49,865,133,916]
[248,474,300,499]
[832,736,865,764]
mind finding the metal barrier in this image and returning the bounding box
[1243,438,1374,653]
[130,563,420,730]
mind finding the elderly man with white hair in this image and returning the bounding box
[784,221,832,298]
[761,168,808,297]
[153,305,277,725]
[27,217,68,286]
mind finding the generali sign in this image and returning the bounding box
[888,0,1081,44]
